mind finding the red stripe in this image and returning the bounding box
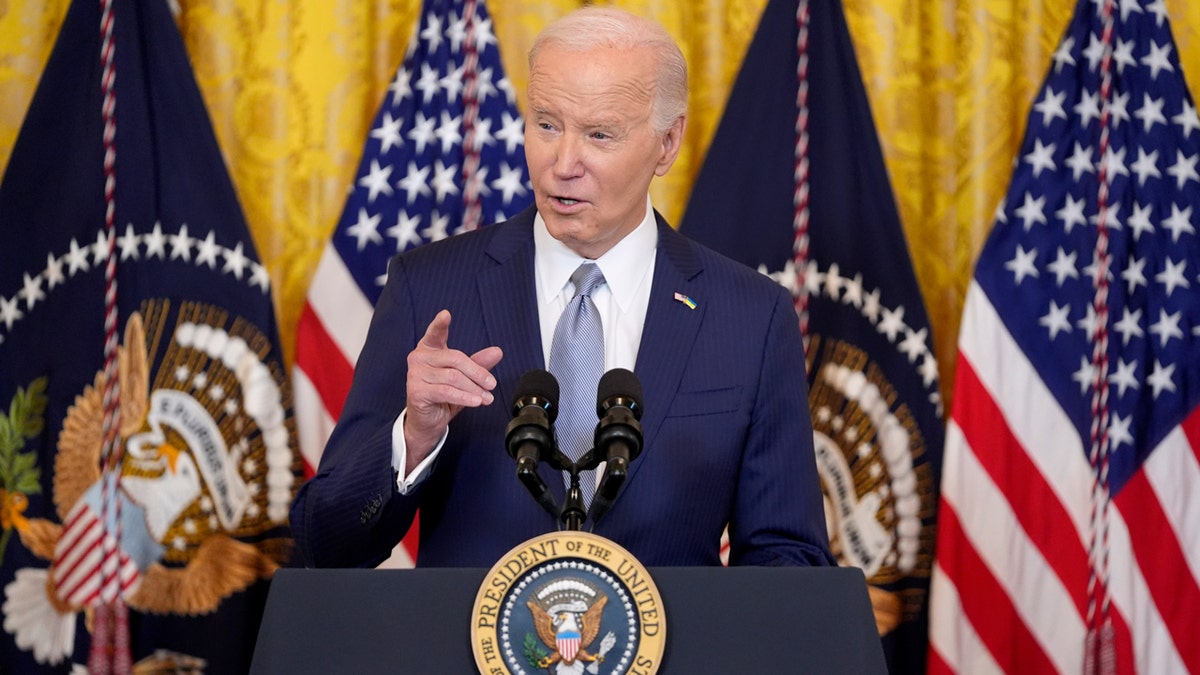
[926,643,953,675]
[401,513,420,562]
[953,357,1089,615]
[935,504,1059,673]
[1116,469,1200,672]
[295,302,354,421]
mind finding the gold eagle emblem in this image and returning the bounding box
[16,304,294,617]
[527,579,611,671]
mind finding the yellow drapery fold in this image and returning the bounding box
[3,0,1200,404]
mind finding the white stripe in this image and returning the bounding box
[942,422,1085,674]
[1141,429,1200,585]
[293,367,337,471]
[1108,499,1188,673]
[929,561,1004,675]
[304,245,373,365]
[959,281,1094,542]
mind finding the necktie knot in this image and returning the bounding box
[571,262,606,299]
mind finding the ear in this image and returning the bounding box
[654,114,687,177]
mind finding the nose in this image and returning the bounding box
[552,133,585,179]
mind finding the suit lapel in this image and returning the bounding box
[627,216,705,489]
[477,209,545,395]
[476,208,568,502]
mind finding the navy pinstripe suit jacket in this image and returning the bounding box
[290,206,834,569]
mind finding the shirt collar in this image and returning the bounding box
[534,195,658,312]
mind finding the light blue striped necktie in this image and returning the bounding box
[548,262,606,506]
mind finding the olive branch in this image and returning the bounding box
[523,632,550,670]
[0,377,48,562]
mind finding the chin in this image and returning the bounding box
[547,223,604,255]
[543,214,586,236]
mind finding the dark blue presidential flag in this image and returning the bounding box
[0,0,299,671]
[680,0,943,672]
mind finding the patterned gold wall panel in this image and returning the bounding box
[0,0,72,159]
[176,0,421,367]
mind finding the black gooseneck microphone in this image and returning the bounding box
[588,368,644,524]
[505,369,561,517]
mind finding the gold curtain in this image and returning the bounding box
[3,0,1200,406]
[845,0,1200,399]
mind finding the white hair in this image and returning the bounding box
[529,7,688,133]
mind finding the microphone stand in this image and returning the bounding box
[556,447,602,531]
[560,474,587,531]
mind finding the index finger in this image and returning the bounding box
[419,309,453,350]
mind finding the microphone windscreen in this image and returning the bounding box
[512,369,559,414]
[597,368,642,415]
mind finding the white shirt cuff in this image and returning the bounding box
[391,408,447,494]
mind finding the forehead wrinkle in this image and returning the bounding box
[528,45,657,124]
[528,76,655,128]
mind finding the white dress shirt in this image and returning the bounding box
[391,198,659,491]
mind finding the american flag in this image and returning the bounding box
[929,0,1200,672]
[291,0,531,566]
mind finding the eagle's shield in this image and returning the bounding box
[556,627,581,662]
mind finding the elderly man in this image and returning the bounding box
[290,7,833,569]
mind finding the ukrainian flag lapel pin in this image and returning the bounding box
[673,292,697,310]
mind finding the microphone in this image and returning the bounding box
[590,368,643,521]
[505,369,560,517]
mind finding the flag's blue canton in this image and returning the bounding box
[333,0,531,303]
[975,0,1200,494]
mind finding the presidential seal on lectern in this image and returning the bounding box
[479,370,665,673]
[471,531,666,675]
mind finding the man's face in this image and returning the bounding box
[525,43,684,259]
